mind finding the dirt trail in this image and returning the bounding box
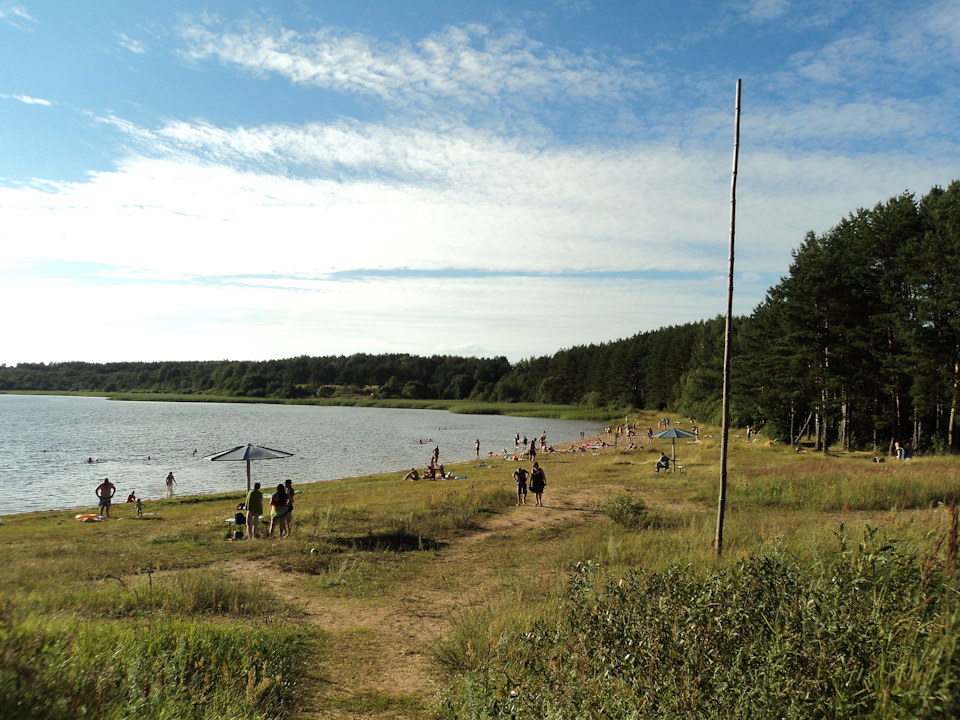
[220,483,610,717]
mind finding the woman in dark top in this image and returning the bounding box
[529,462,546,507]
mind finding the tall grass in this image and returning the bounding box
[0,611,307,720]
[695,459,960,512]
[29,569,281,619]
[439,522,960,719]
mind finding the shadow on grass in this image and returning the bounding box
[330,532,448,552]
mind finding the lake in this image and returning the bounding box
[0,395,598,516]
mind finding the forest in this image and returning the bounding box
[2,181,958,454]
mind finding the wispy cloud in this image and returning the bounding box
[2,93,52,106]
[784,0,960,86]
[739,0,790,23]
[179,19,654,113]
[117,32,146,55]
[0,3,36,28]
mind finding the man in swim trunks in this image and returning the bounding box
[96,477,116,517]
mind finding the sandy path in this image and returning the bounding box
[219,483,609,718]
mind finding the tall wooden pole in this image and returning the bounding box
[716,79,741,557]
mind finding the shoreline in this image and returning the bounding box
[1,393,612,518]
[2,430,627,521]
[0,390,615,422]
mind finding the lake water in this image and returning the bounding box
[0,395,598,516]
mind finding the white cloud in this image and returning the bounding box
[2,93,52,105]
[4,3,959,367]
[785,0,960,86]
[741,0,790,22]
[179,20,653,110]
[117,32,147,55]
[0,270,731,364]
[0,4,36,27]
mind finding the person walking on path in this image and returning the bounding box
[530,462,546,507]
[513,466,528,506]
[165,471,177,498]
[245,482,264,540]
[95,477,116,518]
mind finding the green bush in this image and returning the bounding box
[599,493,658,529]
[441,526,960,719]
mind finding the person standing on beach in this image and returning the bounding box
[513,466,528,506]
[476,438,480,458]
[245,482,263,539]
[529,439,537,463]
[284,479,295,535]
[95,477,116,518]
[530,462,546,507]
[269,484,289,537]
[165,471,177,498]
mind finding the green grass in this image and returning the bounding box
[0,613,308,720]
[3,409,960,717]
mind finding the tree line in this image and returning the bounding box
[3,181,957,453]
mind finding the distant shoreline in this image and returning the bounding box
[0,390,614,421]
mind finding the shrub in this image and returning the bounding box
[442,526,960,719]
[599,493,661,529]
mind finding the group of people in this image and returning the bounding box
[404,464,448,481]
[94,470,177,519]
[513,462,547,506]
[243,478,295,539]
[94,477,154,518]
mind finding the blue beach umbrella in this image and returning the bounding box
[204,444,293,492]
[651,428,696,472]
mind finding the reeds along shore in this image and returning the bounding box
[2,415,960,719]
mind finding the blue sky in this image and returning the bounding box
[2,0,958,365]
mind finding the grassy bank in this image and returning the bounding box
[2,410,959,718]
